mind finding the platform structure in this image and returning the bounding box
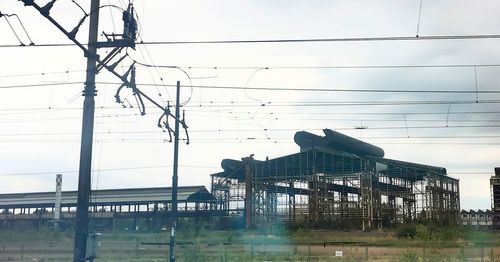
[0,186,220,230]
[211,130,460,229]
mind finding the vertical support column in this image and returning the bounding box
[54,174,62,229]
[169,81,181,262]
[388,195,396,224]
[308,175,319,223]
[288,181,296,223]
[243,156,254,229]
[490,168,500,229]
[454,180,460,225]
[372,173,381,229]
[341,178,348,222]
[360,161,375,230]
[74,1,100,261]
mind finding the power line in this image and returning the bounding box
[137,34,500,45]
[0,164,491,177]
[2,130,500,138]
[182,100,500,107]
[5,83,500,106]
[0,137,499,145]
[0,81,84,89]
[0,106,499,116]
[4,80,500,94]
[2,117,499,124]
[0,113,138,123]
[148,63,500,70]
[3,34,500,48]
[193,110,500,115]
[0,164,219,177]
[1,63,500,79]
[0,69,85,78]
[185,125,500,132]
[172,84,500,94]
[0,124,498,141]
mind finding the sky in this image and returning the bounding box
[0,0,499,210]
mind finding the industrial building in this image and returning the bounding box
[461,209,493,227]
[0,186,219,230]
[211,129,461,229]
[491,167,500,229]
[0,129,462,231]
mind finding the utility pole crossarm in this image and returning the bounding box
[20,0,90,56]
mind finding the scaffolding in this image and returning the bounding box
[211,150,460,229]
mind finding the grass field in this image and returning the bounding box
[1,225,500,261]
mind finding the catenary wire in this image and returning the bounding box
[0,164,219,177]
[2,63,500,79]
[3,34,500,48]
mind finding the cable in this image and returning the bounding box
[2,14,25,45]
[130,57,194,105]
[135,45,170,105]
[0,69,85,79]
[1,130,500,138]
[3,34,500,48]
[97,81,500,94]
[0,137,499,145]
[131,34,500,44]
[0,113,138,123]
[182,100,500,108]
[71,0,88,15]
[0,82,84,89]
[2,63,500,79]
[1,106,499,116]
[183,125,500,132]
[5,79,500,94]
[0,124,498,139]
[148,63,500,70]
[216,110,500,116]
[243,67,268,102]
[416,0,424,37]
[0,164,219,177]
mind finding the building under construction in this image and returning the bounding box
[211,129,460,229]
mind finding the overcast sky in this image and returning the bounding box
[0,0,499,210]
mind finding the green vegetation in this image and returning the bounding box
[395,223,498,246]
[0,228,72,242]
[1,224,498,245]
[1,224,500,261]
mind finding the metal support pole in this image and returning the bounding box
[74,0,100,261]
[54,174,62,230]
[169,81,181,262]
[244,156,254,228]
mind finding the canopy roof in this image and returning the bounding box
[0,186,215,209]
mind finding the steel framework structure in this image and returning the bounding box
[211,150,460,229]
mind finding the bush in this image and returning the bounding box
[400,252,421,262]
[415,224,429,240]
[396,224,416,238]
